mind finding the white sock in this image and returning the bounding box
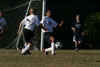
[51,42,55,54]
[45,47,52,52]
[21,44,30,54]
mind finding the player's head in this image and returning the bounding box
[46,10,52,17]
[0,11,2,18]
[76,15,80,21]
[29,7,36,14]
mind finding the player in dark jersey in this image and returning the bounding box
[71,15,84,52]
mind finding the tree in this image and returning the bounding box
[84,12,100,49]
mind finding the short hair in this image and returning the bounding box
[75,14,80,19]
[46,10,51,13]
[76,14,80,17]
[30,7,36,14]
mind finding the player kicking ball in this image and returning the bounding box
[0,11,6,41]
[17,8,41,55]
[71,15,84,52]
[41,10,64,55]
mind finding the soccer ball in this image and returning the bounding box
[55,42,63,49]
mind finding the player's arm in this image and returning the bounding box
[81,29,84,36]
[71,27,75,32]
[71,22,75,32]
[59,21,64,27]
[17,22,23,35]
[35,16,47,31]
[51,19,58,28]
[0,29,3,34]
[40,24,48,31]
[40,17,48,31]
[51,19,64,28]
[17,19,25,35]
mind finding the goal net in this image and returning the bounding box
[0,0,42,49]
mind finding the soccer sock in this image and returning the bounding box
[75,45,78,49]
[21,44,30,54]
[51,42,55,54]
[45,47,52,52]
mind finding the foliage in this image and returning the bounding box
[84,12,100,48]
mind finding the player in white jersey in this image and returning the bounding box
[17,8,41,55]
[41,10,64,55]
[0,11,6,40]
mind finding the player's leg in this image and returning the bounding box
[21,43,31,54]
[77,35,83,49]
[26,31,35,54]
[50,36,56,55]
[42,32,56,55]
[44,32,51,44]
[43,47,52,55]
[73,35,79,52]
[45,47,52,52]
[42,32,51,55]
[75,42,79,52]
[43,36,56,55]
[22,40,31,55]
[21,29,32,55]
[22,29,28,48]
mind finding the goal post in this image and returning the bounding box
[40,0,47,51]
[0,0,42,49]
[0,0,30,49]
[0,0,45,50]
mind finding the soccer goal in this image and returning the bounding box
[0,0,45,50]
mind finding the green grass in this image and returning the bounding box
[0,49,100,67]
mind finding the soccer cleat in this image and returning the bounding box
[52,53,56,55]
[75,48,79,52]
[42,49,48,55]
[26,50,31,55]
[45,52,48,55]
[21,53,27,55]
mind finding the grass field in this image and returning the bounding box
[0,49,100,67]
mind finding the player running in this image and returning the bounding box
[17,8,41,55]
[0,11,6,40]
[41,10,64,55]
[71,15,84,52]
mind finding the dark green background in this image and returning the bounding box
[46,0,100,49]
[0,0,100,49]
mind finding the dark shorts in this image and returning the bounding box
[73,32,83,43]
[44,32,54,44]
[23,29,34,43]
